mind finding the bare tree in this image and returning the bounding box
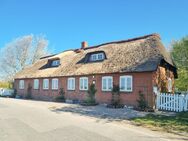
[0,34,50,81]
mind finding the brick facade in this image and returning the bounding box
[14,71,156,107]
[14,67,175,108]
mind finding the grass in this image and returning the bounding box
[131,112,188,134]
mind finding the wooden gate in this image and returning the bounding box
[156,93,188,112]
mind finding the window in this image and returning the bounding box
[33,79,39,89]
[91,54,97,61]
[51,60,60,67]
[67,78,75,90]
[52,78,58,90]
[168,78,172,92]
[98,53,104,60]
[43,79,49,89]
[90,53,104,61]
[19,80,24,89]
[102,76,113,91]
[80,77,88,90]
[120,76,133,92]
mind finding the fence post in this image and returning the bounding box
[156,94,160,109]
[183,94,188,111]
[165,93,167,110]
[174,94,176,112]
[179,95,184,112]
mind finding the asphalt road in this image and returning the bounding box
[0,98,186,141]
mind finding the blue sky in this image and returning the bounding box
[0,0,188,53]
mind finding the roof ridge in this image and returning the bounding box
[40,49,75,60]
[41,33,161,58]
[84,33,160,50]
[40,54,57,59]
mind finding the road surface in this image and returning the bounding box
[0,98,186,141]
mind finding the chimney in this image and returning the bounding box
[81,41,88,49]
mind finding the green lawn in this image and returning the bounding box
[131,112,188,134]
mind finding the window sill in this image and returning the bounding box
[79,89,88,91]
[52,89,58,91]
[67,89,75,91]
[102,90,111,92]
[120,90,133,93]
[43,89,49,90]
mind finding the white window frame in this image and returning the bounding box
[79,77,88,90]
[168,78,172,92]
[102,76,113,91]
[120,75,133,92]
[91,53,104,61]
[43,79,49,89]
[19,80,24,89]
[33,79,39,90]
[67,78,75,90]
[51,60,60,66]
[91,54,97,61]
[97,53,104,60]
[52,78,58,90]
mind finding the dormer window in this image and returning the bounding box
[43,58,61,69]
[51,60,60,67]
[76,51,106,64]
[90,53,104,61]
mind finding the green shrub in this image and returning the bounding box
[81,99,98,106]
[111,85,120,105]
[55,88,65,102]
[81,84,97,106]
[11,89,17,98]
[87,84,97,102]
[25,83,32,99]
[137,91,148,111]
[108,85,123,108]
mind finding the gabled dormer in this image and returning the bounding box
[51,59,60,67]
[77,51,107,64]
[89,52,105,62]
[47,58,60,68]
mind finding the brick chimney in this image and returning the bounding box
[81,41,88,49]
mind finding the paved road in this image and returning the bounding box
[0,98,186,141]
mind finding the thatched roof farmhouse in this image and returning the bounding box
[14,33,177,108]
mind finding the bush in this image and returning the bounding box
[111,85,120,106]
[137,91,148,111]
[107,85,124,108]
[55,88,65,102]
[81,99,98,106]
[81,84,98,106]
[25,84,32,99]
[11,89,17,98]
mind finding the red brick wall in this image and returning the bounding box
[14,72,154,107]
[14,78,61,101]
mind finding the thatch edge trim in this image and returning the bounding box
[84,33,160,50]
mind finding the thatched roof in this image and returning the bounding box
[14,33,177,79]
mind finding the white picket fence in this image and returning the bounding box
[157,93,188,112]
